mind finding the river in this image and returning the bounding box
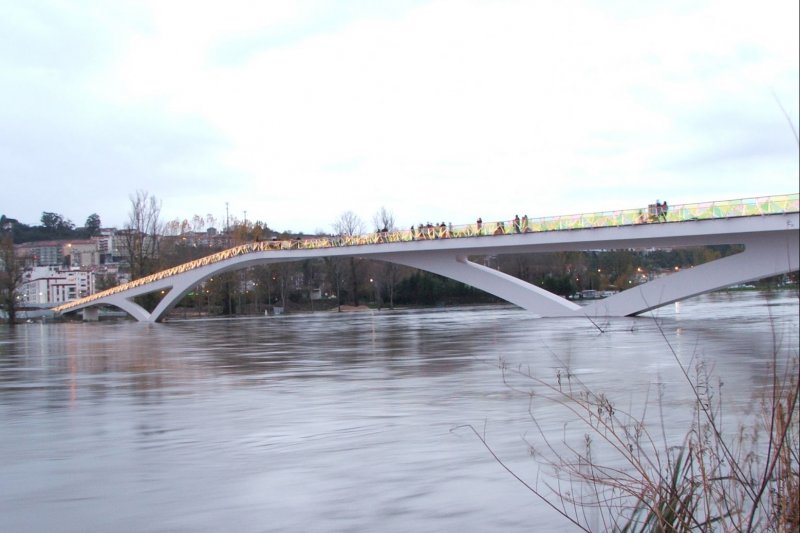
[0,291,797,532]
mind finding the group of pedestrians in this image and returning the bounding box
[643,200,669,223]
[410,222,453,240]
[474,214,531,235]
[655,200,669,221]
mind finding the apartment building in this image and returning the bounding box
[64,240,99,267]
[20,266,94,305]
[15,241,64,266]
[92,228,118,263]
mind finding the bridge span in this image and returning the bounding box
[53,194,799,322]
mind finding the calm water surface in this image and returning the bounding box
[0,291,797,532]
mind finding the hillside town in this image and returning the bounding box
[1,217,234,309]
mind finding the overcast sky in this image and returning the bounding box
[2,0,798,234]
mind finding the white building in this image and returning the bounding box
[92,228,118,263]
[20,266,94,305]
[64,240,100,268]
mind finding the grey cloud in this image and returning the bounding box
[0,2,145,75]
[0,2,233,227]
[210,0,426,65]
[660,102,798,172]
[1,97,227,226]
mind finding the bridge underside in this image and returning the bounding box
[60,229,799,323]
[387,232,798,318]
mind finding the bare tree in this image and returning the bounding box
[121,190,162,281]
[251,221,266,242]
[323,256,345,312]
[332,211,366,307]
[0,235,24,325]
[372,206,399,308]
[372,206,395,232]
[332,210,365,237]
[191,214,206,233]
[275,262,294,311]
[230,219,251,245]
[163,218,181,236]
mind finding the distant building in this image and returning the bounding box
[113,228,160,263]
[160,228,228,249]
[1,217,16,232]
[20,266,94,305]
[92,228,119,264]
[16,241,65,266]
[18,261,131,306]
[17,239,107,268]
[64,240,100,267]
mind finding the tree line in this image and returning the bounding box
[1,212,102,243]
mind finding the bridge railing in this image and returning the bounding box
[52,193,798,313]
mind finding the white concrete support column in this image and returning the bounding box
[98,263,225,322]
[147,271,206,322]
[388,252,581,316]
[583,233,800,317]
[102,294,153,322]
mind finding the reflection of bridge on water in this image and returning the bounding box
[54,194,800,322]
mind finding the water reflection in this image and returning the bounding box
[0,292,796,531]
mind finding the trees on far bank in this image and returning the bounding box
[1,212,104,242]
[84,213,102,237]
[41,212,74,234]
[0,235,24,325]
[332,211,366,308]
[121,190,162,281]
[372,206,399,309]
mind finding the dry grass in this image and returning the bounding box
[460,317,799,532]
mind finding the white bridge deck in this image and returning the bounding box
[53,194,799,322]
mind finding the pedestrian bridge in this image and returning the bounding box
[53,194,799,322]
